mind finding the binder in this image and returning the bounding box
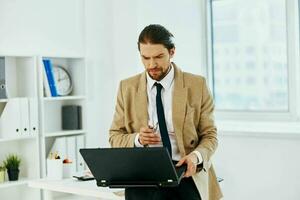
[41,59,51,97]
[66,136,77,173]
[0,57,7,99]
[42,59,58,97]
[0,98,22,138]
[49,136,81,174]
[76,135,85,172]
[19,98,30,136]
[28,98,38,135]
[49,137,67,160]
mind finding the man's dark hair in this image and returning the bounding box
[138,24,175,51]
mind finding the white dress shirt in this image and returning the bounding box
[135,64,202,163]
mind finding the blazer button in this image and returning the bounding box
[190,140,195,145]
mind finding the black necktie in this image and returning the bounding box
[155,82,172,157]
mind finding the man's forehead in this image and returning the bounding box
[139,43,167,56]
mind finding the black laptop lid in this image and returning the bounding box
[80,147,186,188]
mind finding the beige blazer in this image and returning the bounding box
[109,63,223,200]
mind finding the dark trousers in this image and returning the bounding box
[125,177,201,200]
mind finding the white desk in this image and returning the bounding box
[28,178,124,200]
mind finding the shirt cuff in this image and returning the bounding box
[134,133,144,147]
[192,150,203,165]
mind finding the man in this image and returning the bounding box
[109,24,222,200]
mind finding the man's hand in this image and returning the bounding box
[138,127,161,146]
[176,152,198,177]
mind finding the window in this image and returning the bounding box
[210,0,290,112]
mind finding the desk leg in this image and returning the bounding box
[44,190,54,200]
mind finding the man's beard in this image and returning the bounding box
[148,67,165,81]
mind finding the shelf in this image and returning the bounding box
[45,130,86,138]
[0,99,8,103]
[0,135,37,143]
[28,178,124,200]
[0,177,31,189]
[43,96,86,101]
[54,195,102,200]
[43,56,85,59]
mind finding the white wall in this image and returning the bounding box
[111,0,206,80]
[84,0,115,148]
[214,133,300,200]
[0,0,84,56]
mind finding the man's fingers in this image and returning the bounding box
[176,158,186,167]
[184,161,196,177]
[140,127,153,133]
[141,133,160,139]
[176,155,197,177]
[139,132,161,145]
[142,135,161,143]
[144,138,161,142]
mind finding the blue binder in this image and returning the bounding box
[42,59,58,97]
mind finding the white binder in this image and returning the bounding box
[19,98,30,136]
[0,98,22,138]
[76,135,85,172]
[28,98,38,135]
[49,137,67,160]
[66,136,77,173]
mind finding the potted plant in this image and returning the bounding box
[3,154,21,181]
[0,165,5,183]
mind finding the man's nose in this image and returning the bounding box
[149,58,157,68]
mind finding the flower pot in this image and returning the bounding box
[0,170,5,183]
[7,168,19,181]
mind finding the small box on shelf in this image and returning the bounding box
[62,105,82,130]
[46,158,63,180]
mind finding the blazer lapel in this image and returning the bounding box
[135,71,149,127]
[172,63,187,157]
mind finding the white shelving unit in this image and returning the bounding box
[0,55,40,199]
[37,56,87,179]
[45,130,87,138]
[0,135,36,143]
[0,55,88,200]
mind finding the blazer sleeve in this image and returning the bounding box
[195,78,218,172]
[109,81,137,147]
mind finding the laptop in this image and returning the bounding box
[80,147,187,188]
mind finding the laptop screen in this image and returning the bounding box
[80,147,186,188]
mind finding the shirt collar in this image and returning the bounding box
[146,63,174,91]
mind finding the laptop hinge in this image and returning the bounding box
[97,180,108,187]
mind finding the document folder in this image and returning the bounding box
[80,147,187,188]
[0,57,7,99]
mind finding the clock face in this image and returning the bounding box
[52,65,73,96]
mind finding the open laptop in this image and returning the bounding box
[80,147,187,188]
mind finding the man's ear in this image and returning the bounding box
[169,47,175,58]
